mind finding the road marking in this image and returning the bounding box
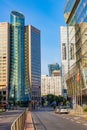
[71,119,74,121]
[83,124,87,126]
[74,117,80,120]
[76,121,80,124]
[66,118,69,119]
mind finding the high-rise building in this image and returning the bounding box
[9,11,29,103]
[0,11,41,104]
[0,22,10,104]
[48,63,60,76]
[64,0,87,104]
[60,26,76,98]
[25,25,41,101]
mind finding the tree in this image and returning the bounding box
[46,94,67,106]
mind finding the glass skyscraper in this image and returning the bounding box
[48,63,60,76]
[9,11,29,102]
[25,25,41,101]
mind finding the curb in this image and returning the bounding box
[24,111,34,130]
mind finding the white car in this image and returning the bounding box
[55,106,69,114]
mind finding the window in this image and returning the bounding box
[70,43,74,60]
[3,91,6,95]
[62,43,66,60]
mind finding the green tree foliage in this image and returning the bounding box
[46,94,66,106]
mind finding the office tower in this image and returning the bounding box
[41,75,62,96]
[48,63,60,76]
[60,26,75,98]
[0,22,10,104]
[0,11,41,105]
[9,11,29,103]
[60,26,68,98]
[25,25,41,101]
[64,0,87,104]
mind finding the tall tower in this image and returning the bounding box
[60,26,68,96]
[0,22,10,104]
[48,63,60,76]
[9,11,29,102]
[25,25,41,101]
[60,26,75,98]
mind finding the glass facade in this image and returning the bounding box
[64,0,76,22]
[48,63,60,76]
[64,0,87,101]
[30,26,41,101]
[9,11,29,102]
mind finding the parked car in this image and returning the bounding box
[55,106,69,114]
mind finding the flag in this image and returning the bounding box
[77,73,80,82]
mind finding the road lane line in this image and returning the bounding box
[71,119,74,121]
[83,124,87,126]
[76,121,80,124]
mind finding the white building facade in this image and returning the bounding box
[60,26,76,96]
[41,75,62,96]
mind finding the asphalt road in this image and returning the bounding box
[32,108,87,130]
[0,109,25,130]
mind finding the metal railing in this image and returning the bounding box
[11,109,26,130]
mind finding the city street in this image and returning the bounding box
[32,108,87,130]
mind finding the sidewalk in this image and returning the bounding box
[69,109,87,120]
[24,111,34,130]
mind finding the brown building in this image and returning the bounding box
[0,22,10,104]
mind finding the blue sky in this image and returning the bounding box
[0,0,66,74]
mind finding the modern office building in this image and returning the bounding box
[25,25,41,102]
[48,63,60,76]
[0,22,10,104]
[64,0,87,104]
[60,26,76,98]
[0,11,41,104]
[41,75,62,96]
[9,11,29,103]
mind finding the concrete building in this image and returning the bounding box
[60,26,68,95]
[52,70,61,76]
[60,26,76,97]
[64,0,87,105]
[41,75,62,96]
[0,22,10,104]
[25,25,41,102]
